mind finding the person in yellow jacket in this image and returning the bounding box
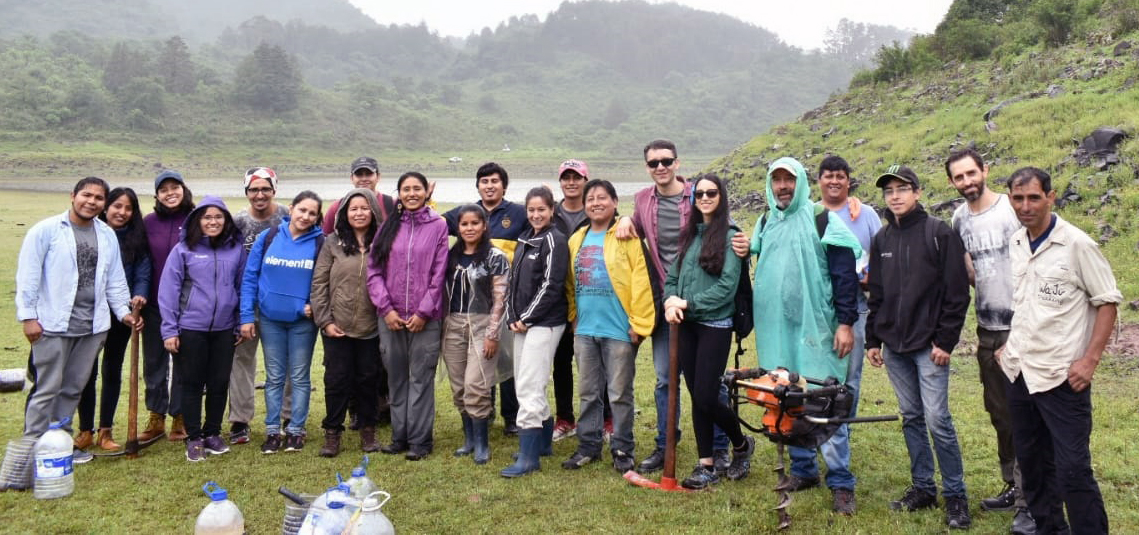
[561,179,656,472]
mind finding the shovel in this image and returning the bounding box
[93,303,158,458]
[623,324,689,492]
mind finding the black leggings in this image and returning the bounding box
[677,321,744,459]
[78,319,130,431]
[175,330,235,440]
[322,335,381,431]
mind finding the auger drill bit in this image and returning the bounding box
[771,442,792,530]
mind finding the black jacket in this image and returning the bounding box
[866,204,969,354]
[506,225,569,327]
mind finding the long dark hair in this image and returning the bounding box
[371,171,429,269]
[99,187,149,263]
[678,174,729,276]
[335,192,378,256]
[447,204,491,272]
[153,183,195,216]
[184,205,240,249]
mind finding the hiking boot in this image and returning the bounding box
[381,441,408,455]
[602,418,613,443]
[96,428,121,451]
[283,433,305,452]
[229,422,250,445]
[319,429,341,458]
[945,496,972,529]
[168,414,188,441]
[612,450,635,473]
[637,447,666,473]
[833,488,856,515]
[552,419,576,442]
[1011,507,1036,535]
[890,486,937,511]
[360,426,380,453]
[74,430,94,450]
[981,482,1017,511]
[725,436,754,481]
[185,438,205,462]
[261,433,283,454]
[72,447,94,464]
[203,435,229,455]
[138,412,166,443]
[781,474,821,492]
[561,451,597,470]
[405,445,431,461]
[712,448,731,476]
[681,464,720,490]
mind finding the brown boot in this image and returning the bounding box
[74,430,94,450]
[138,412,166,442]
[360,426,380,453]
[319,429,341,458]
[96,428,122,451]
[168,414,188,441]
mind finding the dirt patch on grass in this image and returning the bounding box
[1108,323,1139,360]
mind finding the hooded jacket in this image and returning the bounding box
[866,203,969,354]
[311,189,382,339]
[158,196,246,339]
[144,207,190,304]
[241,213,324,324]
[507,225,569,327]
[566,221,656,339]
[366,206,450,321]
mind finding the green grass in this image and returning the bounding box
[1,190,1137,533]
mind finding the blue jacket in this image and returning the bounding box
[241,218,323,323]
[115,227,152,299]
[16,211,131,334]
[157,197,246,338]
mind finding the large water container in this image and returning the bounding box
[194,481,245,535]
[345,457,377,500]
[346,491,395,535]
[299,484,355,535]
[33,419,74,499]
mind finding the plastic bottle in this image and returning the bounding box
[299,483,355,535]
[194,481,245,535]
[33,419,74,499]
[345,456,377,499]
[346,491,395,535]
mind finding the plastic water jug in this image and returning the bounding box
[33,419,74,499]
[346,491,395,535]
[299,483,356,535]
[194,481,245,535]
[345,457,377,499]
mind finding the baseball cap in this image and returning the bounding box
[876,165,921,189]
[153,169,185,191]
[558,159,590,179]
[351,156,379,174]
[244,167,278,190]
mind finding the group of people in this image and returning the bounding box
[15,140,1117,534]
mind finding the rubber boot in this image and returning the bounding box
[540,417,554,456]
[138,412,166,443]
[454,414,474,457]
[500,428,541,478]
[97,428,121,451]
[472,417,490,465]
[168,414,188,441]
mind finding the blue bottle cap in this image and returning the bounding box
[328,501,345,509]
[203,481,228,501]
[48,417,71,430]
[351,467,366,477]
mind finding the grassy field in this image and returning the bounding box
[1,189,1137,534]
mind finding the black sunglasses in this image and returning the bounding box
[646,158,676,169]
[693,189,719,199]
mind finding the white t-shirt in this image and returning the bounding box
[952,194,1021,330]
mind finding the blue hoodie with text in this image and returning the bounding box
[241,217,323,324]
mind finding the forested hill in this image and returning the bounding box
[0,0,910,167]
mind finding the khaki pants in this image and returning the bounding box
[441,313,497,419]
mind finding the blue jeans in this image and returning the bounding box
[260,317,317,436]
[575,335,636,457]
[651,322,729,451]
[883,345,967,498]
[789,309,867,490]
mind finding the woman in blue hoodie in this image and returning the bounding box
[158,196,246,462]
[241,191,324,454]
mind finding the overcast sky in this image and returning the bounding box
[347,0,954,50]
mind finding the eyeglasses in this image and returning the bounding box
[202,214,226,222]
[646,158,676,169]
[882,185,914,197]
[246,187,274,195]
[693,189,719,199]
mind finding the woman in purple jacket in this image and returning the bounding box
[366,172,449,461]
[158,196,247,462]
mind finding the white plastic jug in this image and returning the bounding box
[33,419,74,499]
[345,457,377,500]
[346,491,395,535]
[299,484,356,535]
[194,481,245,535]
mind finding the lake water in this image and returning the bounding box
[0,176,652,205]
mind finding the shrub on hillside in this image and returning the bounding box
[935,18,1001,60]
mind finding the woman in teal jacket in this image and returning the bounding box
[663,174,754,490]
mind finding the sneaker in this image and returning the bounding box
[203,435,230,455]
[551,419,576,442]
[681,464,720,490]
[981,482,1017,511]
[833,488,856,515]
[945,496,972,529]
[283,433,305,452]
[712,449,731,475]
[562,451,597,470]
[637,447,665,474]
[725,436,754,481]
[612,450,635,473]
[1011,507,1036,535]
[602,418,614,443]
[228,423,250,445]
[889,486,937,511]
[185,438,205,462]
[260,433,283,454]
[72,448,94,464]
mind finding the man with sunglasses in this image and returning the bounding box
[227,167,290,444]
[615,139,732,475]
[865,165,971,529]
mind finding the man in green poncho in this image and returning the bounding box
[732,156,863,514]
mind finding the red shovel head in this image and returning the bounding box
[623,470,690,492]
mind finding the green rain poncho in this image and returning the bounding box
[750,157,862,382]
